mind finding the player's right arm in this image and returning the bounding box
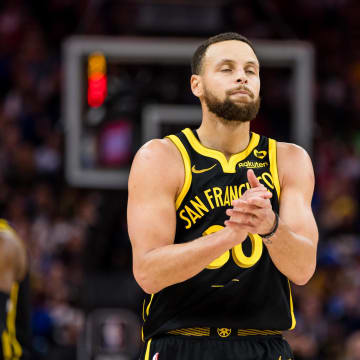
[128,139,247,294]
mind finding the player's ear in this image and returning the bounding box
[190,74,203,98]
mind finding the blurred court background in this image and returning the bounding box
[0,0,360,359]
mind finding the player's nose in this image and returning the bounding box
[236,73,248,84]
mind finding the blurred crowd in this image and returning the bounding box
[0,0,360,359]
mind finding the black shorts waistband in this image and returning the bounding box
[167,327,282,339]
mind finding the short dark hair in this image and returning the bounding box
[191,32,256,75]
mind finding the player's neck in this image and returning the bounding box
[197,118,251,160]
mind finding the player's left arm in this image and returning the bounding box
[266,142,318,285]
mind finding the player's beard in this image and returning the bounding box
[203,86,261,123]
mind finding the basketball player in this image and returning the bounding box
[0,219,30,359]
[128,33,318,359]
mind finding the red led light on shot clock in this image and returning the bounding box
[87,52,107,108]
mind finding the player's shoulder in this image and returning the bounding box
[129,138,184,186]
[136,137,180,160]
[0,220,27,282]
[131,138,182,170]
[276,141,312,163]
[276,141,314,186]
[0,220,19,245]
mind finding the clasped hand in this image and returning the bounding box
[225,169,276,236]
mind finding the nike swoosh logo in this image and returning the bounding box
[192,164,217,174]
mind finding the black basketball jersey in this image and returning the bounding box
[141,128,296,341]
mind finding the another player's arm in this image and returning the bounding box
[0,227,27,293]
[128,139,247,294]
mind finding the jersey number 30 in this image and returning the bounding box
[203,225,263,269]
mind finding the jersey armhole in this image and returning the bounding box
[166,135,192,210]
[268,138,281,200]
[287,279,297,330]
[269,140,296,330]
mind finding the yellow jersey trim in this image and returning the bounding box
[168,327,211,336]
[9,282,22,358]
[141,294,155,342]
[0,220,17,238]
[2,282,22,359]
[1,331,12,359]
[0,219,12,232]
[182,128,260,173]
[142,300,146,321]
[288,280,296,330]
[0,219,21,245]
[144,339,152,360]
[268,141,295,329]
[146,294,154,317]
[167,327,282,337]
[166,135,192,210]
[237,329,281,336]
[268,138,281,200]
